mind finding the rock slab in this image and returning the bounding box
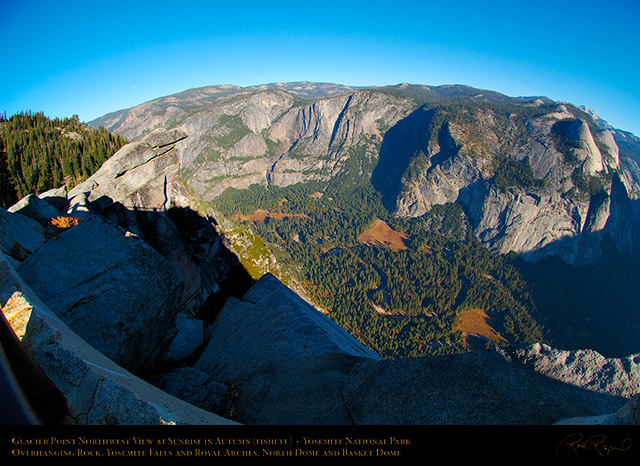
[16,216,184,373]
[195,273,381,424]
[343,347,636,425]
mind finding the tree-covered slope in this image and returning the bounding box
[209,177,548,359]
[0,111,127,208]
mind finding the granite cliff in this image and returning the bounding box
[92,82,640,266]
[1,127,638,426]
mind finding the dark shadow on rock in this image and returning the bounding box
[518,245,640,359]
[508,175,640,358]
[371,106,437,210]
[88,195,255,325]
[166,205,255,322]
[431,174,640,359]
[343,346,633,425]
[456,179,491,230]
[15,192,255,378]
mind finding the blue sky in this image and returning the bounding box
[2,0,639,136]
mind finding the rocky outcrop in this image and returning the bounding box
[461,186,589,263]
[0,208,46,264]
[499,343,640,399]
[16,216,184,374]
[68,127,187,213]
[8,194,62,227]
[194,273,381,424]
[343,346,637,425]
[0,252,236,425]
[0,127,257,423]
[65,127,252,315]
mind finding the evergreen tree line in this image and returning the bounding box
[0,111,127,208]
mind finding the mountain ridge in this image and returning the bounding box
[88,81,640,265]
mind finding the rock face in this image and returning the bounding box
[151,367,229,417]
[461,187,588,263]
[93,83,414,202]
[16,216,184,374]
[194,273,381,424]
[0,208,46,263]
[499,343,640,399]
[384,102,637,265]
[343,348,635,425]
[66,126,253,315]
[0,253,236,425]
[91,83,640,265]
[8,194,62,226]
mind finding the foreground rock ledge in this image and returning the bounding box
[0,252,237,425]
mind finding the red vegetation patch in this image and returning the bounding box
[358,219,408,252]
[454,308,508,348]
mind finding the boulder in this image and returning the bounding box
[196,273,380,380]
[16,215,184,374]
[8,194,62,226]
[68,127,187,213]
[0,208,46,261]
[195,273,381,424]
[37,185,69,211]
[162,313,204,363]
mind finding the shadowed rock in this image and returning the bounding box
[16,216,184,374]
[1,252,236,425]
[152,367,229,417]
[37,185,69,211]
[8,194,62,226]
[195,273,381,424]
[0,208,46,262]
[343,347,634,425]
